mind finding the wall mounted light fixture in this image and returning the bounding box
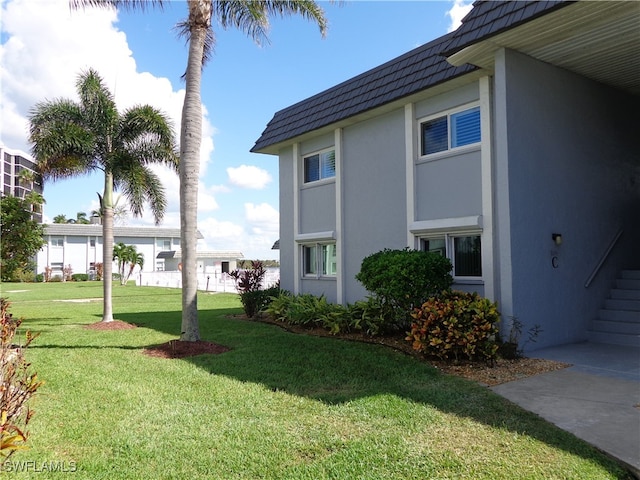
[552,233,563,246]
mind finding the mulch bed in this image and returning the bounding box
[241,315,571,386]
[82,316,571,385]
[84,320,137,330]
[143,340,231,359]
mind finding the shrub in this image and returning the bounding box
[356,248,453,327]
[71,273,89,282]
[265,293,397,337]
[240,285,281,318]
[229,261,269,318]
[407,291,500,362]
[0,298,43,461]
[35,274,44,283]
[49,276,62,282]
[9,269,37,283]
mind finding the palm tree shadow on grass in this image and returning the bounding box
[115,308,630,478]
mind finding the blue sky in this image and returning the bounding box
[1,0,472,259]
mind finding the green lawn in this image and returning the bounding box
[1,282,631,479]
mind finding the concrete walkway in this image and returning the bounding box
[491,342,640,476]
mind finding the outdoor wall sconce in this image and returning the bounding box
[552,233,563,246]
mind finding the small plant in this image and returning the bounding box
[43,266,52,282]
[499,317,543,359]
[71,273,89,282]
[407,291,500,362]
[347,296,396,336]
[62,264,73,282]
[0,298,43,461]
[95,263,103,281]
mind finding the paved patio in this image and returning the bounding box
[492,342,640,476]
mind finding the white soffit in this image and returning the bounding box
[447,1,640,95]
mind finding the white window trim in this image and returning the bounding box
[421,232,483,283]
[417,102,481,161]
[295,231,336,243]
[412,219,483,283]
[410,216,482,235]
[301,147,336,185]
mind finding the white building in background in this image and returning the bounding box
[37,224,244,283]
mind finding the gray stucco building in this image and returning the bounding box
[252,1,640,351]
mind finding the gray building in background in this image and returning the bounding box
[252,1,640,351]
[1,144,44,222]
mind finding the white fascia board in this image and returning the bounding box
[409,216,483,235]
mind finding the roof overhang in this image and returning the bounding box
[446,1,640,96]
[253,70,488,155]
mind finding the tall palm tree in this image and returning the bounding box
[29,68,178,322]
[71,0,328,340]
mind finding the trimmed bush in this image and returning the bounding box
[356,248,453,327]
[407,291,500,362]
[71,273,89,282]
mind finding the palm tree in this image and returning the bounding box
[53,214,68,224]
[113,242,142,285]
[17,169,35,199]
[29,68,178,322]
[71,0,328,340]
[125,249,144,284]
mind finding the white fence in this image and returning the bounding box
[136,268,280,293]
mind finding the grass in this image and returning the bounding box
[1,282,632,479]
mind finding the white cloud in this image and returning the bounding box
[245,202,279,236]
[0,0,215,227]
[446,0,474,33]
[226,165,272,189]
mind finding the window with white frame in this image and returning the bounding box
[420,233,482,278]
[303,149,335,183]
[155,260,165,271]
[302,243,337,277]
[420,105,480,156]
[156,238,171,251]
[51,237,64,247]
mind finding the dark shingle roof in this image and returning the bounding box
[252,1,575,153]
[251,32,477,152]
[441,0,574,56]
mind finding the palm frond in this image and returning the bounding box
[69,0,167,12]
[113,160,167,224]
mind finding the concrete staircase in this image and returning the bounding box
[589,270,640,347]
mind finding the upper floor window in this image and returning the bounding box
[156,238,171,251]
[420,105,480,156]
[304,149,335,183]
[51,237,64,247]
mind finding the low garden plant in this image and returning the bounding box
[407,290,500,362]
[0,298,43,461]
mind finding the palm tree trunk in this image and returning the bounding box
[179,6,207,342]
[102,172,115,322]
